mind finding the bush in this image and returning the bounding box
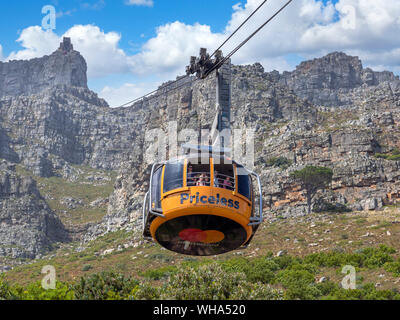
[324,283,400,300]
[132,282,161,300]
[141,266,177,280]
[246,258,280,284]
[375,152,400,161]
[220,257,281,284]
[82,264,93,272]
[73,272,139,300]
[384,259,400,277]
[392,148,400,156]
[276,269,321,300]
[267,157,293,169]
[303,245,395,269]
[19,282,75,300]
[0,275,74,301]
[160,263,281,300]
[0,275,19,300]
[387,154,400,161]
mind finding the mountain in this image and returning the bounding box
[277,52,399,107]
[0,38,87,98]
[0,38,399,263]
[0,160,68,259]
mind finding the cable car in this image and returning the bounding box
[143,145,263,256]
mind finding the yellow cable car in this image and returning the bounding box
[143,145,263,256]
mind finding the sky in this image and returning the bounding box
[1,0,399,107]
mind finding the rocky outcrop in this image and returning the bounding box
[276,52,400,106]
[0,38,88,98]
[0,42,399,248]
[0,161,69,259]
[90,52,400,238]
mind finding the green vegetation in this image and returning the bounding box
[2,245,400,300]
[374,153,400,161]
[15,164,116,225]
[266,156,293,170]
[291,166,334,214]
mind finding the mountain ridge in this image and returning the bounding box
[0,41,399,262]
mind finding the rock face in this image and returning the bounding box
[92,52,400,237]
[0,42,400,251]
[0,161,69,259]
[0,38,87,98]
[277,52,400,106]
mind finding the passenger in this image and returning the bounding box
[214,171,220,187]
[187,165,196,186]
[197,173,208,186]
[223,176,233,190]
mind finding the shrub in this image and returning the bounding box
[0,275,19,300]
[220,257,281,284]
[324,283,400,300]
[303,245,395,269]
[384,259,400,277]
[291,166,333,214]
[132,282,161,300]
[276,269,321,300]
[82,264,93,272]
[246,258,280,284]
[0,275,74,301]
[392,148,400,156]
[160,263,281,300]
[375,152,400,161]
[387,154,400,161]
[19,281,75,300]
[73,272,139,300]
[141,266,178,280]
[267,157,293,169]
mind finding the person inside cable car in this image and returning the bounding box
[222,176,233,190]
[188,162,210,186]
[214,170,220,187]
[196,173,209,186]
[187,165,196,186]
[214,164,235,190]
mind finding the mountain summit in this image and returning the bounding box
[0,37,88,98]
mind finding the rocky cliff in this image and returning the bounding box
[0,38,88,98]
[277,52,399,106]
[0,41,399,257]
[0,160,68,259]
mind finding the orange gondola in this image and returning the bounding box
[143,145,262,256]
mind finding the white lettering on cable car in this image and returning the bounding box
[180,193,240,209]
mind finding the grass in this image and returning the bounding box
[317,109,360,132]
[3,244,400,300]
[15,164,116,226]
[4,208,400,292]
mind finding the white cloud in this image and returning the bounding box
[6,25,131,78]
[0,44,3,61]
[125,0,154,7]
[129,21,225,76]
[64,25,130,78]
[7,27,60,61]
[99,81,159,107]
[5,0,400,102]
[296,0,400,69]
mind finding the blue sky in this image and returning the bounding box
[0,0,398,106]
[1,0,241,55]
